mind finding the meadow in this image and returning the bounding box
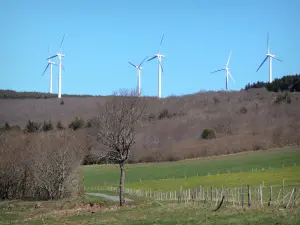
[83,146,300,190]
[1,146,300,224]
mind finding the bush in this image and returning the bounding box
[158,109,170,120]
[239,106,248,114]
[274,93,291,104]
[24,120,41,133]
[85,119,92,128]
[42,120,53,132]
[56,121,65,130]
[201,129,216,140]
[0,131,85,200]
[3,122,11,131]
[213,97,220,104]
[69,117,85,130]
[148,113,156,121]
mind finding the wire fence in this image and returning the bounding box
[85,181,300,209]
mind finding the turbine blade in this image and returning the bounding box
[159,60,164,73]
[147,55,157,62]
[226,50,232,67]
[46,55,57,60]
[138,56,148,68]
[228,71,235,83]
[42,64,50,76]
[273,56,283,62]
[210,68,225,74]
[128,62,137,68]
[158,34,164,53]
[59,34,65,52]
[256,56,269,72]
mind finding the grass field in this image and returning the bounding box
[83,146,300,191]
[1,199,300,225]
[1,146,300,224]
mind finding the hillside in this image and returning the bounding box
[1,86,300,163]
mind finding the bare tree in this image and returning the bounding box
[90,88,146,206]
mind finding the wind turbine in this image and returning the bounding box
[256,32,283,83]
[42,46,58,94]
[210,50,235,91]
[148,34,166,98]
[46,34,66,98]
[128,56,148,97]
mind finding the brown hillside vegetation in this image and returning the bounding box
[1,88,300,163]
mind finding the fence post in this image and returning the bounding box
[268,186,272,206]
[241,184,244,208]
[260,184,263,207]
[248,185,251,207]
[211,185,213,203]
[282,180,285,204]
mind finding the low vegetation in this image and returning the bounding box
[0,129,87,201]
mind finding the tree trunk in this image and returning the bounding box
[119,163,125,206]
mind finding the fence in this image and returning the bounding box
[85,182,299,209]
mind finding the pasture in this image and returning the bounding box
[1,146,300,224]
[83,146,300,190]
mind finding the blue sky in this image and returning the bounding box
[0,0,299,97]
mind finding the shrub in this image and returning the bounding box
[158,109,170,120]
[213,97,220,104]
[201,129,216,140]
[239,106,248,114]
[148,113,156,121]
[42,120,53,132]
[69,117,85,130]
[56,121,65,130]
[85,119,92,128]
[274,93,291,104]
[3,122,11,131]
[24,120,41,133]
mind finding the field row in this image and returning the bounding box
[83,146,300,187]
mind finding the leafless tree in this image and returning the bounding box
[90,88,146,206]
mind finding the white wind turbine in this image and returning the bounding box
[148,34,166,98]
[210,50,235,91]
[46,34,66,98]
[128,56,148,97]
[256,32,283,83]
[42,46,58,94]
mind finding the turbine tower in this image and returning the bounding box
[47,34,66,98]
[42,46,58,94]
[128,56,148,97]
[148,34,166,98]
[256,32,283,83]
[210,50,235,91]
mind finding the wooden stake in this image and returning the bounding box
[248,185,251,207]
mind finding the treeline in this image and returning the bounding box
[0,117,91,134]
[0,89,98,99]
[244,74,300,92]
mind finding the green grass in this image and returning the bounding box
[124,166,300,191]
[1,147,300,224]
[10,203,300,225]
[83,146,300,188]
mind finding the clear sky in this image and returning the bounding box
[0,0,299,97]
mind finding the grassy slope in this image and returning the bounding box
[83,146,300,188]
[2,202,300,225]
